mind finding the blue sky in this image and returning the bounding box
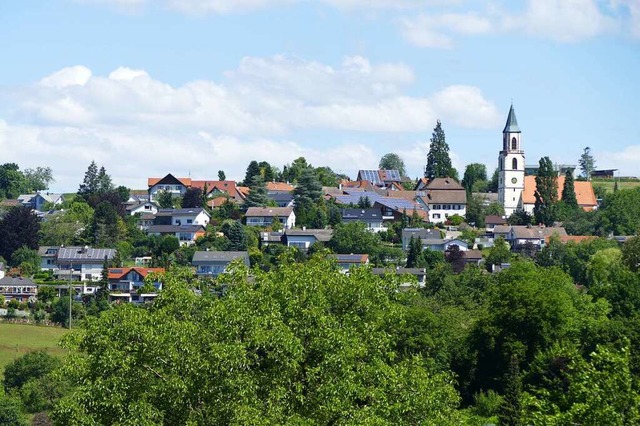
[0,0,639,190]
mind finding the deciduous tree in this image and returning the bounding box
[578,146,596,181]
[379,153,407,176]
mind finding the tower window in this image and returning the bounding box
[511,137,517,150]
[512,158,518,170]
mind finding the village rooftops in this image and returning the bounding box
[285,229,333,241]
[57,247,116,262]
[245,207,294,217]
[192,251,250,263]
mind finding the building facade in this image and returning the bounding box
[498,104,525,217]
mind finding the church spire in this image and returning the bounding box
[503,104,521,133]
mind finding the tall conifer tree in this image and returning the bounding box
[561,170,578,208]
[424,120,455,180]
[533,157,558,226]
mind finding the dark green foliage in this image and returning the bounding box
[487,168,499,192]
[243,160,261,186]
[181,187,203,208]
[90,201,123,247]
[485,237,511,271]
[0,206,40,262]
[258,161,276,182]
[498,356,522,426]
[462,163,487,194]
[598,188,640,235]
[406,236,422,268]
[77,161,98,198]
[3,350,61,391]
[357,196,371,208]
[379,153,407,176]
[533,157,558,226]
[156,189,174,208]
[328,222,381,255]
[425,120,456,180]
[23,167,54,192]
[217,170,226,181]
[222,220,247,251]
[507,209,532,226]
[0,395,27,426]
[281,157,310,183]
[244,175,269,208]
[561,170,578,208]
[293,168,323,227]
[0,163,28,199]
[622,235,640,272]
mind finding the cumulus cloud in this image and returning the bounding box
[598,145,640,178]
[0,56,500,189]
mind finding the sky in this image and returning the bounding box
[0,0,639,191]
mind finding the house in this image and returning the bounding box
[52,246,117,282]
[357,169,402,188]
[506,225,567,248]
[332,189,426,224]
[401,228,442,251]
[329,254,369,271]
[126,201,159,216]
[371,267,427,288]
[108,267,164,304]
[17,192,65,211]
[266,182,294,192]
[493,225,512,241]
[284,229,333,251]
[341,208,385,232]
[421,238,469,252]
[260,231,285,246]
[154,208,210,227]
[521,175,598,212]
[38,246,60,270]
[147,224,206,246]
[245,207,296,229]
[417,178,467,224]
[192,251,250,277]
[0,262,4,280]
[485,215,507,235]
[463,250,483,266]
[0,276,38,303]
[148,174,191,201]
[591,169,617,179]
[267,192,294,208]
[137,213,156,231]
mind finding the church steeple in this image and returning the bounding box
[503,104,521,133]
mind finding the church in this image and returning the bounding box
[497,105,598,217]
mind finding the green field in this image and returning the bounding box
[592,179,640,194]
[0,323,69,376]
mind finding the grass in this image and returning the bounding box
[592,178,640,194]
[0,323,69,377]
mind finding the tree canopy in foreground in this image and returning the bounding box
[53,257,463,425]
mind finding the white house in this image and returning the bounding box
[154,208,210,227]
[401,228,442,251]
[108,267,164,304]
[126,201,159,216]
[192,251,250,277]
[421,238,469,252]
[49,246,117,282]
[0,276,38,303]
[284,229,333,251]
[417,178,467,224]
[147,224,206,246]
[245,207,296,229]
[18,193,65,211]
[340,208,386,232]
[148,174,190,201]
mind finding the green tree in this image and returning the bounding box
[0,163,28,199]
[598,187,640,235]
[462,163,487,194]
[561,170,578,208]
[314,166,340,187]
[217,170,226,181]
[533,157,558,226]
[0,395,26,426]
[281,157,310,183]
[52,260,463,425]
[498,356,522,426]
[77,161,99,198]
[0,206,40,263]
[181,188,203,209]
[23,166,54,192]
[578,146,596,181]
[244,175,269,208]
[487,168,499,192]
[3,351,61,391]
[96,166,113,194]
[622,235,640,272]
[243,160,261,186]
[485,237,511,271]
[221,220,247,251]
[156,189,174,209]
[445,244,466,273]
[10,246,40,276]
[379,153,407,176]
[328,222,381,256]
[406,236,422,268]
[293,168,323,227]
[425,120,456,180]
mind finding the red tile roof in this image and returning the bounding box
[523,176,597,211]
[108,267,165,280]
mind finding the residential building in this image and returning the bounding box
[267,192,294,208]
[329,254,369,271]
[0,276,37,303]
[126,201,159,216]
[38,246,60,271]
[340,208,385,232]
[260,231,285,246]
[485,215,507,235]
[17,192,65,211]
[148,174,191,201]
[266,182,294,192]
[421,238,469,252]
[245,207,296,229]
[0,262,4,280]
[192,251,250,277]
[505,225,568,248]
[284,229,333,251]
[463,250,484,266]
[51,246,117,282]
[401,228,442,251]
[108,267,164,304]
[147,224,206,246]
[357,169,403,188]
[154,208,210,227]
[417,178,467,223]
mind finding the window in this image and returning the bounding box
[85,274,92,280]
[512,158,518,170]
[175,186,181,190]
[186,219,193,224]
[511,137,517,150]
[144,205,151,210]
[433,213,441,219]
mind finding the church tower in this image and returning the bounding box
[498,104,525,217]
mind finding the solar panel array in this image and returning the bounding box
[383,169,401,181]
[335,191,422,212]
[358,170,382,185]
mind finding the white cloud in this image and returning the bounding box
[598,145,640,177]
[399,12,493,48]
[0,56,500,189]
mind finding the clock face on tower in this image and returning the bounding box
[511,177,518,184]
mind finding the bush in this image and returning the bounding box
[3,351,61,391]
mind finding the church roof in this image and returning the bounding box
[522,175,598,211]
[503,104,521,133]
